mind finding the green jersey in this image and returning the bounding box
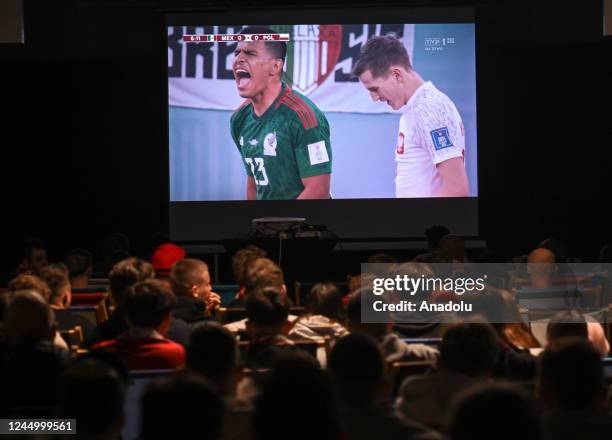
[230,84,332,200]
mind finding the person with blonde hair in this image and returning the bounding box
[169,258,220,325]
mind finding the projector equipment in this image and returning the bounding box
[295,223,328,238]
[251,217,306,237]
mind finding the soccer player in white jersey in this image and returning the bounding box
[352,35,470,198]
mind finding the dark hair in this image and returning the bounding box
[546,310,588,343]
[345,287,389,338]
[187,324,237,387]
[123,279,176,329]
[39,263,70,305]
[64,248,93,277]
[304,282,346,323]
[59,357,126,436]
[246,286,289,327]
[4,290,54,345]
[352,34,412,79]
[328,333,384,405]
[440,320,500,378]
[243,257,284,295]
[8,274,52,301]
[109,257,154,302]
[141,372,223,440]
[232,245,267,286]
[240,26,287,62]
[539,338,606,410]
[254,352,341,440]
[450,384,542,440]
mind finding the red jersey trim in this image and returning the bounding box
[274,87,292,109]
[280,99,311,129]
[285,91,318,128]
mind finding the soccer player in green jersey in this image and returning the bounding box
[230,26,332,200]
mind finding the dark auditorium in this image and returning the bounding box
[1,0,612,439]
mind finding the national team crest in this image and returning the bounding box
[263,132,277,156]
[283,25,343,95]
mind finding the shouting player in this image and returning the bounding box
[230,26,332,200]
[353,35,470,198]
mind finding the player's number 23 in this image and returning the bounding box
[245,158,269,186]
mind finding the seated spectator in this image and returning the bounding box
[187,324,252,440]
[289,282,348,344]
[388,262,452,339]
[329,333,440,440]
[152,241,186,280]
[465,286,538,380]
[64,248,94,289]
[169,258,220,325]
[187,323,237,395]
[0,291,72,416]
[40,263,94,338]
[224,258,298,333]
[93,279,185,370]
[229,245,267,307]
[244,286,294,370]
[346,289,438,362]
[254,352,343,440]
[58,357,126,439]
[525,249,610,356]
[7,274,68,350]
[8,273,51,301]
[85,258,191,347]
[546,310,588,344]
[140,372,223,440]
[450,384,542,440]
[538,237,569,265]
[539,338,612,440]
[527,247,557,288]
[395,319,500,431]
[17,237,48,276]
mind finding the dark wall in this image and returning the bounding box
[0,0,610,277]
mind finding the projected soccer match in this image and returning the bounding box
[167,23,477,201]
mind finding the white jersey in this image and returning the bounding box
[395,81,465,198]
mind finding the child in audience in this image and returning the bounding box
[329,333,441,440]
[140,372,223,440]
[40,263,94,338]
[7,274,69,350]
[1,290,72,415]
[64,248,94,289]
[539,338,612,440]
[395,319,500,431]
[169,258,220,325]
[289,282,348,343]
[450,384,542,440]
[229,245,267,307]
[243,286,294,370]
[93,279,185,370]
